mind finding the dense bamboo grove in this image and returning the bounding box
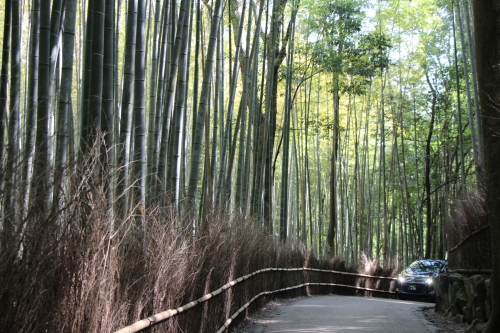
[0,0,484,270]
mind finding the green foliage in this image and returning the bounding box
[0,0,482,303]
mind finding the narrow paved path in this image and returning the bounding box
[236,295,439,333]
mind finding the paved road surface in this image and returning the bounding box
[236,295,439,333]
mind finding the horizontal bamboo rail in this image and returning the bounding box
[447,269,492,275]
[303,267,396,280]
[115,267,397,333]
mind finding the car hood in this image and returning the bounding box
[401,269,435,277]
[402,270,434,276]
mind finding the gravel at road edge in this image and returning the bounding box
[420,307,469,333]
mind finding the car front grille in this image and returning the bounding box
[401,276,426,283]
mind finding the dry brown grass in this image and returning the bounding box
[446,186,488,248]
[0,155,305,333]
[445,186,491,270]
[0,150,395,333]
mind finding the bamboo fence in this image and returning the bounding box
[447,225,491,270]
[115,267,397,333]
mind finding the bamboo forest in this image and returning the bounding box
[1,0,499,331]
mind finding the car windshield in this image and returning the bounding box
[406,260,446,273]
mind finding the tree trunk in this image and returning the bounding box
[461,0,483,165]
[22,0,39,208]
[88,0,106,142]
[452,3,466,186]
[32,0,51,215]
[413,92,423,258]
[54,0,78,206]
[279,7,297,243]
[102,0,116,206]
[169,0,191,212]
[116,0,137,219]
[158,0,190,199]
[472,0,500,331]
[456,0,479,174]
[80,0,93,155]
[132,0,146,215]
[187,0,223,215]
[327,72,340,254]
[216,0,246,209]
[380,75,388,266]
[3,0,20,250]
[146,0,161,203]
[0,0,11,176]
[424,74,437,259]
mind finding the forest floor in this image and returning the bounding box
[231,298,294,333]
[421,307,469,333]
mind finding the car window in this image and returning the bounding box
[407,260,446,273]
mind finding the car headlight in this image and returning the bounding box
[398,276,405,283]
[425,277,433,285]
